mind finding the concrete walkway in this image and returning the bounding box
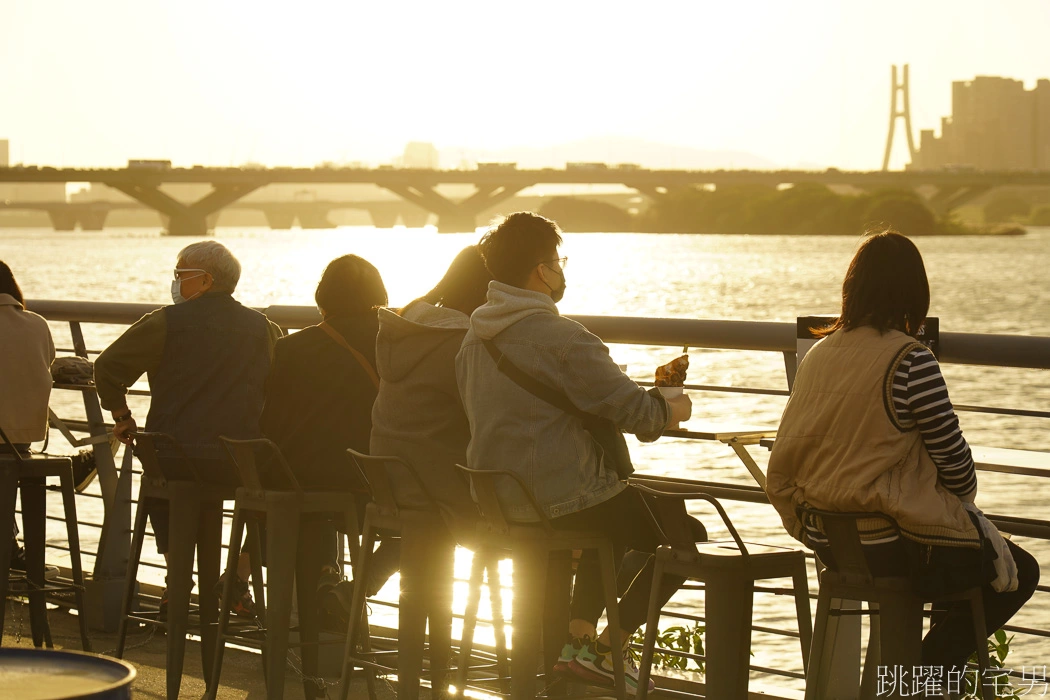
[1,599,400,699]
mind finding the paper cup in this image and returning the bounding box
[657,386,684,429]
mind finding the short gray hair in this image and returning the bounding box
[176,240,241,292]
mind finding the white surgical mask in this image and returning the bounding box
[171,271,205,304]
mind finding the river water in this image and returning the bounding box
[2,225,1049,688]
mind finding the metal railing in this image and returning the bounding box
[18,299,1050,697]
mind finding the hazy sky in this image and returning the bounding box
[3,0,1048,170]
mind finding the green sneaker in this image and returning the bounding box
[553,635,590,676]
[569,640,654,696]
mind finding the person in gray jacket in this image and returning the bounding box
[370,245,493,696]
[456,212,694,693]
[371,244,491,515]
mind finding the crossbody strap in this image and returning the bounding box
[319,322,381,390]
[481,338,589,421]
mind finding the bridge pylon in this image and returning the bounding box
[883,64,917,171]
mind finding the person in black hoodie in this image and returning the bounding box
[260,254,399,619]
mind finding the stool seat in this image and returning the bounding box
[0,450,91,652]
[634,486,812,700]
[207,438,366,700]
[798,506,992,700]
[115,433,245,700]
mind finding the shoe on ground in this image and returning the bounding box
[158,579,195,622]
[9,546,61,580]
[71,449,99,493]
[215,571,256,619]
[553,634,591,676]
[569,639,655,696]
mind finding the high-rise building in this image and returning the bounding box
[0,139,8,167]
[912,77,1050,171]
[401,142,440,169]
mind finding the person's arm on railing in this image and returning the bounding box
[892,346,978,501]
[93,309,167,444]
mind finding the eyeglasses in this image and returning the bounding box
[173,268,207,280]
[543,256,568,270]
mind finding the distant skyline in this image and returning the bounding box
[2,0,1048,171]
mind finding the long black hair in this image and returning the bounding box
[406,245,492,316]
[0,261,25,309]
[817,229,930,337]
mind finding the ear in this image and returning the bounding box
[202,272,215,290]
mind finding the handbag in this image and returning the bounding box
[481,338,634,480]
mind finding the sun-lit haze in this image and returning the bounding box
[3,0,1047,171]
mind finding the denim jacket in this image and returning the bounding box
[455,282,670,521]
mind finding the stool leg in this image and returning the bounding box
[246,521,266,628]
[635,555,665,700]
[859,608,881,700]
[295,521,325,699]
[165,493,202,700]
[487,553,511,695]
[58,470,91,651]
[205,505,247,700]
[454,550,486,699]
[705,569,755,700]
[542,549,572,697]
[969,592,991,700]
[804,587,833,700]
[510,544,547,700]
[877,597,923,700]
[19,476,50,648]
[792,558,813,672]
[597,542,627,700]
[196,503,223,684]
[339,517,377,700]
[0,469,20,647]
[398,523,429,700]
[263,507,301,700]
[426,533,455,698]
[116,491,151,657]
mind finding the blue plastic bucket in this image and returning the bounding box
[0,648,136,699]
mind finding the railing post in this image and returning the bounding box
[70,320,130,631]
[783,350,797,391]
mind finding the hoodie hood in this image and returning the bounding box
[469,281,559,341]
[376,302,469,382]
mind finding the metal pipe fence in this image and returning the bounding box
[18,300,1050,695]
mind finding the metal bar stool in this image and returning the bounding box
[338,449,482,700]
[634,483,812,700]
[113,431,249,700]
[798,507,991,700]
[455,464,628,700]
[205,437,364,700]
[0,424,91,652]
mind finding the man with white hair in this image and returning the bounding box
[94,240,282,618]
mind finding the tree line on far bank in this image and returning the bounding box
[539,184,1017,236]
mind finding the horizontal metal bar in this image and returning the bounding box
[28,300,1050,370]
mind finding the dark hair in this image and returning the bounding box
[817,229,930,337]
[315,255,388,317]
[478,212,563,287]
[0,261,25,309]
[411,245,492,316]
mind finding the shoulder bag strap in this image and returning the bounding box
[319,321,381,390]
[481,338,589,421]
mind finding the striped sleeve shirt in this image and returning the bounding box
[891,347,978,499]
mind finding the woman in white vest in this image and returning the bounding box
[766,230,1039,676]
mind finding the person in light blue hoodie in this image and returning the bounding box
[456,212,696,693]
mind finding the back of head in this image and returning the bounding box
[822,229,930,337]
[415,245,492,316]
[0,261,25,308]
[316,254,388,318]
[177,240,242,293]
[478,212,563,288]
